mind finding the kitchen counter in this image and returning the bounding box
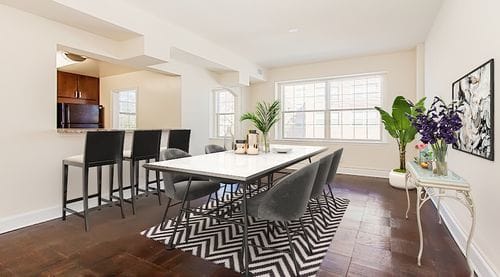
[57,128,171,134]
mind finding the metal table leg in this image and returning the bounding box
[241,182,250,276]
[166,177,192,250]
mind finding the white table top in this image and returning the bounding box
[144,144,327,182]
[407,161,469,189]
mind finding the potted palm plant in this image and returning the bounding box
[240,100,281,153]
[375,96,425,189]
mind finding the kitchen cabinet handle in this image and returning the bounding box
[78,91,81,98]
[74,91,78,98]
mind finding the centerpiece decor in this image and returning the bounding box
[375,96,426,189]
[240,100,280,153]
[408,97,463,176]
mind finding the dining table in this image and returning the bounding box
[143,144,327,276]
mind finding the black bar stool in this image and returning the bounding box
[62,131,126,232]
[168,129,191,153]
[118,130,163,214]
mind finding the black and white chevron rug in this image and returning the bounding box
[141,190,349,276]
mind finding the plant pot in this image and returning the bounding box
[388,170,414,189]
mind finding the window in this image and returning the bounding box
[214,89,235,137]
[279,74,383,141]
[113,89,137,129]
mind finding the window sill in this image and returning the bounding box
[272,138,389,145]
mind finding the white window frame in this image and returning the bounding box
[213,88,237,138]
[275,73,386,142]
[112,88,138,129]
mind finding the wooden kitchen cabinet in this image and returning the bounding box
[57,71,99,104]
[57,71,78,99]
[78,75,99,102]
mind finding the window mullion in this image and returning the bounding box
[325,81,331,139]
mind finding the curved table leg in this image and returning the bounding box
[437,188,443,224]
[416,186,424,266]
[464,192,476,277]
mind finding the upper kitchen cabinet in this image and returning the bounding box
[57,71,99,104]
[78,75,99,102]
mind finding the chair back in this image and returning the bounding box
[84,131,125,167]
[310,154,334,199]
[205,144,225,154]
[131,130,162,161]
[161,148,192,196]
[168,129,191,153]
[258,161,319,221]
[326,148,343,185]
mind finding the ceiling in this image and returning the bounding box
[56,52,139,78]
[122,0,443,68]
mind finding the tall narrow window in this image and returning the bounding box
[113,89,137,129]
[279,74,383,141]
[214,89,235,137]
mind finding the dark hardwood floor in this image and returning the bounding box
[0,174,470,276]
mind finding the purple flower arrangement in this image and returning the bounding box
[408,97,463,175]
[409,97,463,144]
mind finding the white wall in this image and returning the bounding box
[425,0,500,275]
[247,50,418,175]
[178,64,221,155]
[100,70,182,129]
[0,4,221,232]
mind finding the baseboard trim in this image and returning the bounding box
[0,191,131,235]
[338,167,389,179]
[429,195,498,277]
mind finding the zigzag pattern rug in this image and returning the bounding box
[141,190,349,276]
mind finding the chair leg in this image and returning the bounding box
[284,222,300,276]
[62,164,68,220]
[185,201,191,243]
[129,161,136,215]
[145,159,150,195]
[108,165,114,206]
[161,197,172,230]
[205,192,214,208]
[323,191,333,216]
[315,198,326,223]
[82,167,90,232]
[135,160,140,196]
[299,217,312,255]
[97,166,102,210]
[117,162,125,219]
[327,183,338,210]
[215,192,220,219]
[307,203,320,241]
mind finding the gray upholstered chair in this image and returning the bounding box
[205,144,225,154]
[325,148,343,212]
[244,161,320,276]
[204,144,240,205]
[307,153,334,238]
[160,149,220,234]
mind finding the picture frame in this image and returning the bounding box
[452,59,494,161]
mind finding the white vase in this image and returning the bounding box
[388,170,414,189]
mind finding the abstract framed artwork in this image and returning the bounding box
[452,59,494,161]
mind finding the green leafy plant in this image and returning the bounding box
[375,96,426,172]
[240,100,281,152]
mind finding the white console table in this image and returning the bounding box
[405,162,475,276]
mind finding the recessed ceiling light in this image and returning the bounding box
[288,28,299,33]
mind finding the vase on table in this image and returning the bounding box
[261,132,270,153]
[431,139,448,176]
